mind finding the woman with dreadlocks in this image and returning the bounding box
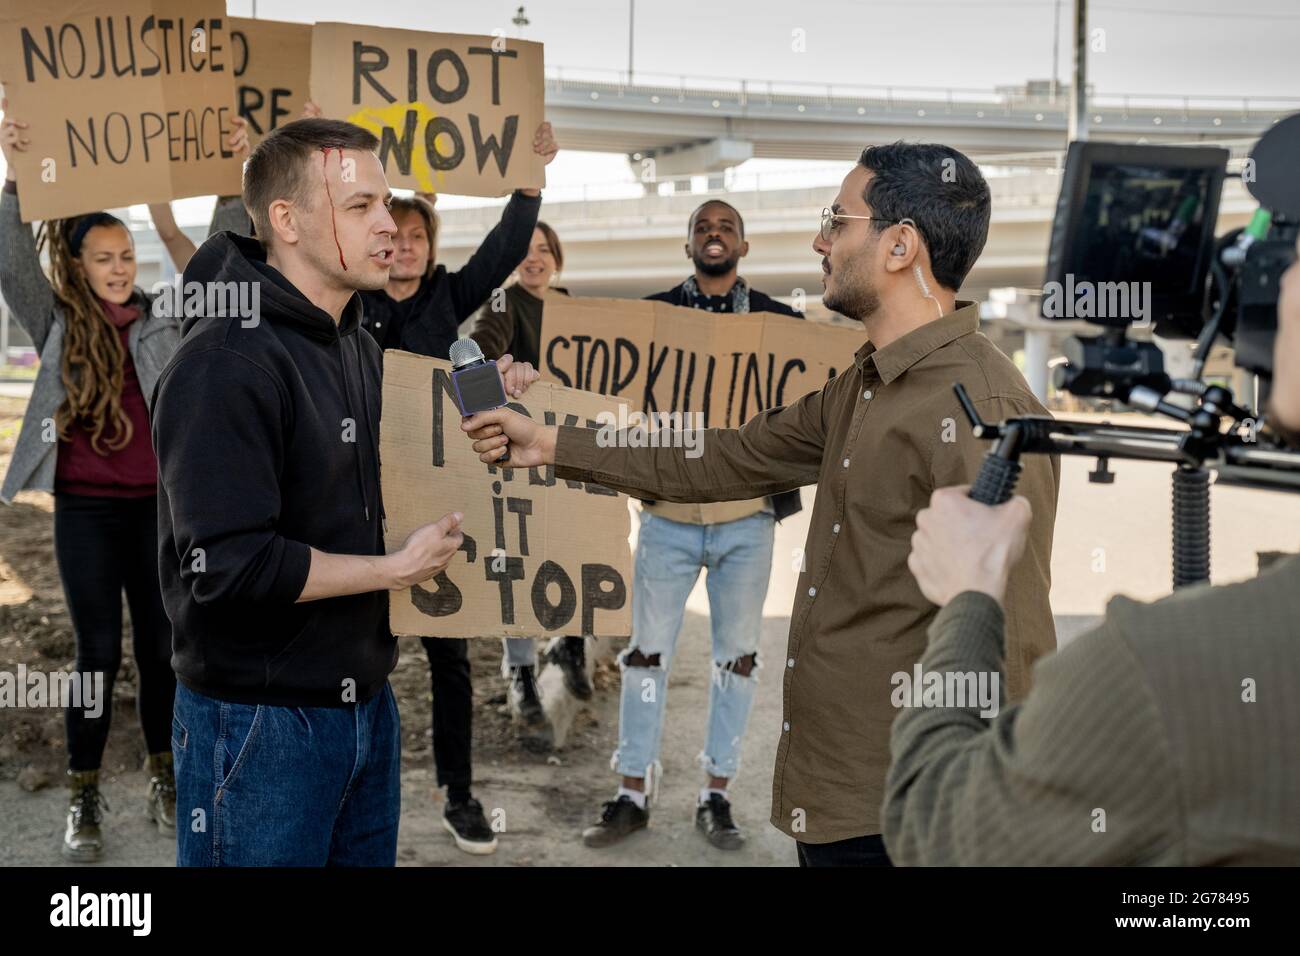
[0,106,247,861]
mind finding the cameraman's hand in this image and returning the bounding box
[908,486,1032,607]
[461,408,556,468]
[387,511,464,588]
[496,353,539,398]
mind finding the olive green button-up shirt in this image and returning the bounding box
[553,303,1060,843]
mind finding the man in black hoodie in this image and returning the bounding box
[153,119,467,866]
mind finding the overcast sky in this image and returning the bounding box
[243,0,1299,98]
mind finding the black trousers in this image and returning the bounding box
[420,637,472,795]
[54,493,174,772]
[797,834,893,867]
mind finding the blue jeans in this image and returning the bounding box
[615,511,774,783]
[172,682,401,867]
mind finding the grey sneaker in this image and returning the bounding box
[582,795,649,848]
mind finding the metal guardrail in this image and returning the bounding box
[433,149,1258,227]
[546,67,1300,123]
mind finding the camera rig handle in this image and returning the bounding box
[956,384,1037,505]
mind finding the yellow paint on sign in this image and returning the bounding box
[346,101,453,193]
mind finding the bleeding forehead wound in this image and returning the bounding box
[320,148,348,271]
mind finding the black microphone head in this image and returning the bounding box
[449,337,485,369]
[1247,112,1300,219]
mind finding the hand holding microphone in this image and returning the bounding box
[450,338,543,467]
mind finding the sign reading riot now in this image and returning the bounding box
[228,17,311,146]
[0,0,243,222]
[381,351,631,640]
[540,297,867,429]
[310,24,545,197]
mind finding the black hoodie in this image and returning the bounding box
[152,231,392,708]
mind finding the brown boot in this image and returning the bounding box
[63,770,107,862]
[145,751,177,834]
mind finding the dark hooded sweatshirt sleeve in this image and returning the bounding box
[153,346,312,606]
[397,191,542,359]
[445,190,541,321]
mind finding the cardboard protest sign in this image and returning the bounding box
[229,17,311,145]
[310,24,545,197]
[382,351,631,639]
[540,298,867,428]
[0,0,243,222]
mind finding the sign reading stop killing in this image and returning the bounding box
[381,351,632,640]
[0,0,243,222]
[310,24,546,198]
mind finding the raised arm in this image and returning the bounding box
[446,190,541,321]
[0,107,61,351]
[445,122,557,320]
[147,202,198,274]
[0,186,58,353]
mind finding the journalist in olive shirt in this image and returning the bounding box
[550,301,1060,843]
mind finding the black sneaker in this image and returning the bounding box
[696,793,745,850]
[547,636,593,701]
[442,797,498,855]
[582,795,649,848]
[508,665,552,751]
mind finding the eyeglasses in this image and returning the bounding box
[820,207,901,242]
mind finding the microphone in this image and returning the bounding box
[449,338,509,416]
[449,337,511,461]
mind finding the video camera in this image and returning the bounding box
[958,113,1300,588]
[1042,123,1297,406]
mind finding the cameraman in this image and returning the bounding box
[890,233,1300,865]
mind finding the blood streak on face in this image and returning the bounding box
[320,147,348,271]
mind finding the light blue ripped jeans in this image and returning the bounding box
[614,510,774,784]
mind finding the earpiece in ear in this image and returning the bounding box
[892,243,906,255]
[913,264,943,319]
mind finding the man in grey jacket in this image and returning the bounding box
[892,232,1300,865]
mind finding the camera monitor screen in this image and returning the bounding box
[1043,142,1228,335]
